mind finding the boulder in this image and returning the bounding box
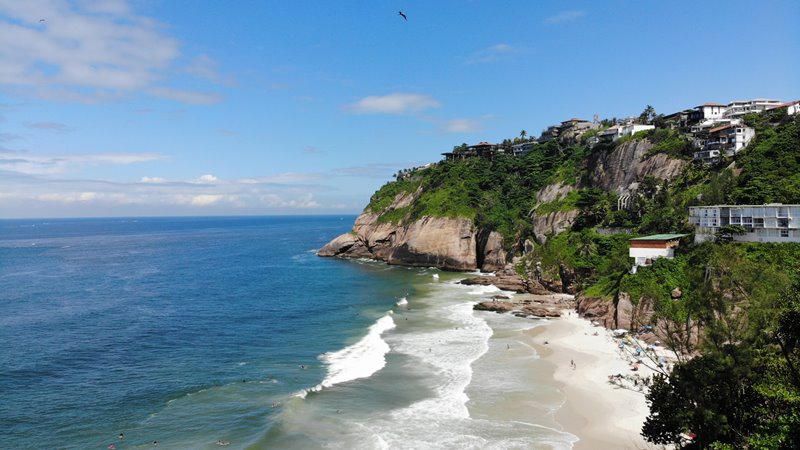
[473,301,514,313]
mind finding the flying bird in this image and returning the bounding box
[398,11,407,21]
[39,19,45,22]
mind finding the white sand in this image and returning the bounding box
[526,307,662,450]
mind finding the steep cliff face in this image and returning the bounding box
[317,191,507,271]
[585,139,687,193]
[529,140,688,243]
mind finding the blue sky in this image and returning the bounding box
[1,0,798,218]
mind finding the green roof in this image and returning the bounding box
[630,233,688,241]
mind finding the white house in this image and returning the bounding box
[629,234,687,273]
[724,99,783,118]
[620,123,655,137]
[598,123,655,143]
[690,102,727,122]
[767,100,800,116]
[689,204,800,243]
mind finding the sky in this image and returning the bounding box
[0,0,798,218]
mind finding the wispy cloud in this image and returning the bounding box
[465,44,525,64]
[345,93,440,115]
[544,10,587,24]
[0,0,221,104]
[442,118,482,133]
[0,151,165,175]
[24,121,69,133]
[0,132,22,142]
[148,87,222,105]
[184,54,236,86]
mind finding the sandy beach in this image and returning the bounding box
[525,301,659,450]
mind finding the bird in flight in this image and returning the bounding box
[398,11,407,21]
[39,19,45,22]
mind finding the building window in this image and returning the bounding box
[781,229,789,238]
[779,218,789,228]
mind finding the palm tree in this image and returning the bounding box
[520,130,527,141]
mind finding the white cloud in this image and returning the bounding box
[0,0,223,104]
[345,93,440,114]
[442,118,482,133]
[544,10,586,24]
[194,174,219,184]
[465,43,525,64]
[140,176,169,183]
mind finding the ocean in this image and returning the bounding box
[0,216,576,449]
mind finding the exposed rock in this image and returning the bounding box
[520,305,562,318]
[671,287,682,299]
[523,239,535,255]
[576,294,614,328]
[460,272,552,295]
[319,187,511,271]
[535,182,575,205]
[477,230,508,272]
[614,292,636,330]
[473,301,514,313]
[585,139,687,195]
[387,216,478,270]
[531,209,579,244]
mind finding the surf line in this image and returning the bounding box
[294,313,396,398]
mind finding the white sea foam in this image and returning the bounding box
[395,296,408,306]
[336,281,577,449]
[432,273,439,280]
[467,284,502,295]
[297,314,396,398]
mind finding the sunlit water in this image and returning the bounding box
[0,216,574,449]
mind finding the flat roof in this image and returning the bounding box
[690,204,800,208]
[630,233,688,241]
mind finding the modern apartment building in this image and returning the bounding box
[688,204,800,242]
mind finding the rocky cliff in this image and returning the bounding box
[317,189,507,271]
[529,139,688,243]
[320,137,688,272]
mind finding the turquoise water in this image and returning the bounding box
[0,216,575,449]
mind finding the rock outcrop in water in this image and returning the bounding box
[317,205,507,271]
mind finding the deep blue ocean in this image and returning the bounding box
[0,216,575,450]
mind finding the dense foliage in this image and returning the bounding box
[366,141,584,242]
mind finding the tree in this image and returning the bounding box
[520,129,527,140]
[639,105,657,124]
[714,225,747,243]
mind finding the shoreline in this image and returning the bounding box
[520,303,653,450]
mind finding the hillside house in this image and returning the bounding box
[689,204,800,243]
[704,124,754,155]
[629,234,687,273]
[723,99,783,118]
[598,123,655,143]
[442,142,499,161]
[511,142,536,156]
[689,103,727,122]
[767,100,800,116]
